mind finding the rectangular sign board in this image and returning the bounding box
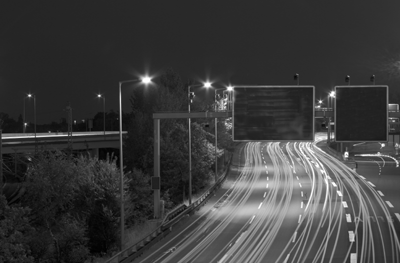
[233,86,315,141]
[335,85,388,142]
[388,104,399,112]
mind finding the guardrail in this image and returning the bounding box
[106,154,233,263]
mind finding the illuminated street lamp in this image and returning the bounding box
[23,94,35,134]
[24,94,37,147]
[328,91,335,109]
[97,94,106,137]
[188,81,211,205]
[118,76,152,250]
[225,85,234,111]
[211,87,228,184]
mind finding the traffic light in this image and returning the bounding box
[370,75,375,84]
[189,92,195,103]
[345,75,350,84]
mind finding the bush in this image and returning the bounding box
[0,194,34,263]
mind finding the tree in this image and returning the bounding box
[0,195,34,263]
[19,150,123,259]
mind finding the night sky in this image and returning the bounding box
[1,1,400,124]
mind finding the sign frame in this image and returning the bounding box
[232,85,315,142]
[334,85,389,143]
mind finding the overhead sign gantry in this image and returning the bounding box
[335,85,388,142]
[232,86,315,141]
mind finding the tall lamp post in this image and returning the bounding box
[223,86,233,111]
[328,91,335,142]
[118,76,151,250]
[97,94,106,137]
[188,81,211,205]
[213,87,227,183]
[23,94,36,134]
[25,94,37,149]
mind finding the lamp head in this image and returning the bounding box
[141,76,152,85]
[204,82,212,88]
[227,86,233,91]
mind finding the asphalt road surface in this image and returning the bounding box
[135,134,400,263]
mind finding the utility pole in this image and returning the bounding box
[65,104,73,151]
[0,129,3,195]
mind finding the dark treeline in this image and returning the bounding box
[0,68,234,262]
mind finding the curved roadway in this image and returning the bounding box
[138,134,400,263]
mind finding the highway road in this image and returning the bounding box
[136,134,400,263]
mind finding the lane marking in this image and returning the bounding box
[331,182,337,187]
[368,181,376,187]
[327,176,331,180]
[378,191,384,196]
[298,214,302,223]
[301,191,303,197]
[267,177,269,181]
[258,202,263,209]
[342,201,348,208]
[301,201,303,209]
[346,214,352,223]
[350,253,357,263]
[283,254,290,263]
[395,213,400,223]
[386,201,394,208]
[292,232,297,242]
[296,176,299,180]
[219,254,228,263]
[263,192,266,198]
[266,184,269,189]
[359,175,366,180]
[249,215,256,224]
[337,191,343,197]
[299,183,302,188]
[348,231,355,242]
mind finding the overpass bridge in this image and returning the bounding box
[0,131,125,156]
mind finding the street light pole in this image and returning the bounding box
[0,129,2,195]
[27,94,37,151]
[23,97,26,133]
[97,94,106,138]
[214,88,226,183]
[118,76,151,251]
[33,95,36,148]
[188,85,192,205]
[187,81,211,205]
